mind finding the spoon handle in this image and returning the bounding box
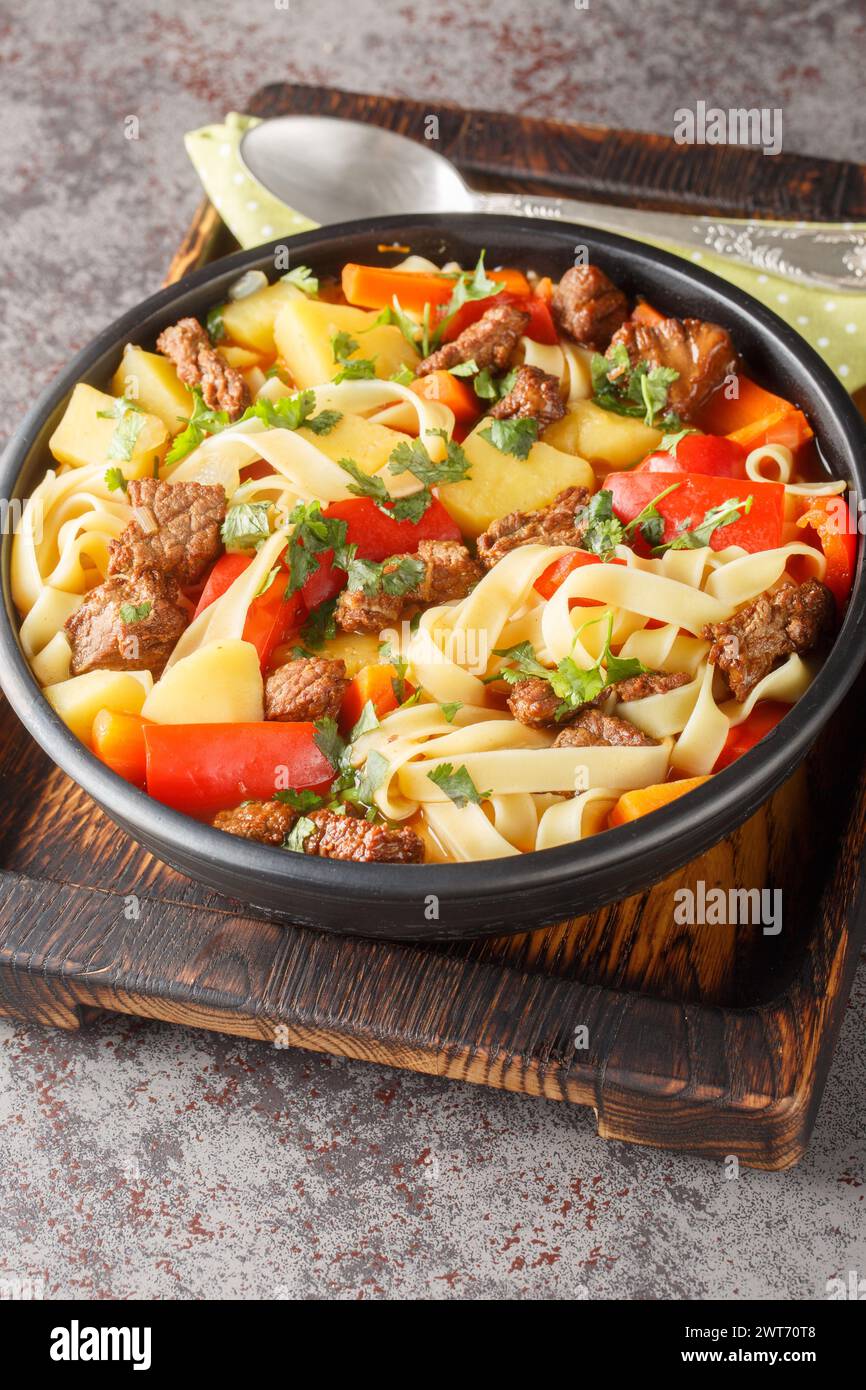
[475,191,866,292]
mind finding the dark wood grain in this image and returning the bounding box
[2,81,865,1170]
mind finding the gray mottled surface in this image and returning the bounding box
[0,0,864,1301]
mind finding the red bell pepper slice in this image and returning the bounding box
[602,471,785,555]
[796,494,857,610]
[534,550,628,601]
[713,702,789,771]
[440,291,558,345]
[322,495,461,562]
[192,552,304,669]
[636,434,748,479]
[144,722,335,818]
[194,553,252,619]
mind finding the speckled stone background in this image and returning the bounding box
[1,0,864,1301]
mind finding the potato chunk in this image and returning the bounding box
[297,412,410,476]
[543,400,662,470]
[142,639,263,724]
[49,383,168,478]
[111,346,194,434]
[275,300,419,389]
[219,280,305,354]
[44,669,152,745]
[437,420,595,538]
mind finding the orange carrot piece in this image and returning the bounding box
[630,300,667,326]
[342,263,532,315]
[409,370,481,426]
[92,709,149,787]
[608,775,712,828]
[727,406,813,452]
[342,264,454,313]
[339,663,411,735]
[695,376,794,436]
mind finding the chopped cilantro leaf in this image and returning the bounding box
[654,495,753,553]
[221,501,271,550]
[119,601,152,624]
[479,416,537,460]
[165,388,230,466]
[426,762,490,808]
[281,265,319,296]
[104,466,127,492]
[97,396,145,462]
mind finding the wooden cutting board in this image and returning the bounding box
[2,82,865,1170]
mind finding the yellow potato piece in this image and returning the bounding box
[111,347,193,434]
[44,669,152,745]
[297,411,410,476]
[318,631,382,679]
[49,383,168,478]
[219,344,266,371]
[274,299,418,390]
[544,399,662,470]
[219,280,305,354]
[142,639,263,724]
[438,421,595,538]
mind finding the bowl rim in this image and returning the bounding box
[2,210,865,910]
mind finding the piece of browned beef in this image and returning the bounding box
[551,265,629,350]
[489,365,566,432]
[609,316,737,422]
[212,800,296,845]
[109,478,226,588]
[553,711,658,747]
[156,316,250,419]
[265,657,348,722]
[704,578,834,701]
[613,671,691,702]
[477,486,591,569]
[416,302,529,376]
[335,540,479,635]
[65,568,188,678]
[300,810,425,863]
[507,667,690,729]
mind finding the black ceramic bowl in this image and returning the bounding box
[2,214,865,940]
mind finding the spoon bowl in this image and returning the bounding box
[240,116,475,224]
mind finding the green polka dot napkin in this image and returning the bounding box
[185,112,866,391]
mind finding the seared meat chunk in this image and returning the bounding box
[704,578,834,702]
[508,667,692,727]
[109,477,226,588]
[65,568,187,678]
[335,540,479,634]
[265,657,348,722]
[609,316,737,422]
[156,316,250,419]
[551,265,629,350]
[299,809,425,863]
[553,711,658,747]
[613,670,691,702]
[335,587,403,636]
[477,486,591,569]
[489,365,565,432]
[212,799,296,846]
[507,677,562,729]
[417,302,529,376]
[413,539,481,604]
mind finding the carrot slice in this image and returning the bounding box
[92,709,149,787]
[341,263,532,315]
[696,376,795,436]
[630,300,666,326]
[340,663,411,735]
[608,775,712,827]
[409,370,481,426]
[726,406,812,452]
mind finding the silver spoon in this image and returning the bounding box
[240,116,866,292]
